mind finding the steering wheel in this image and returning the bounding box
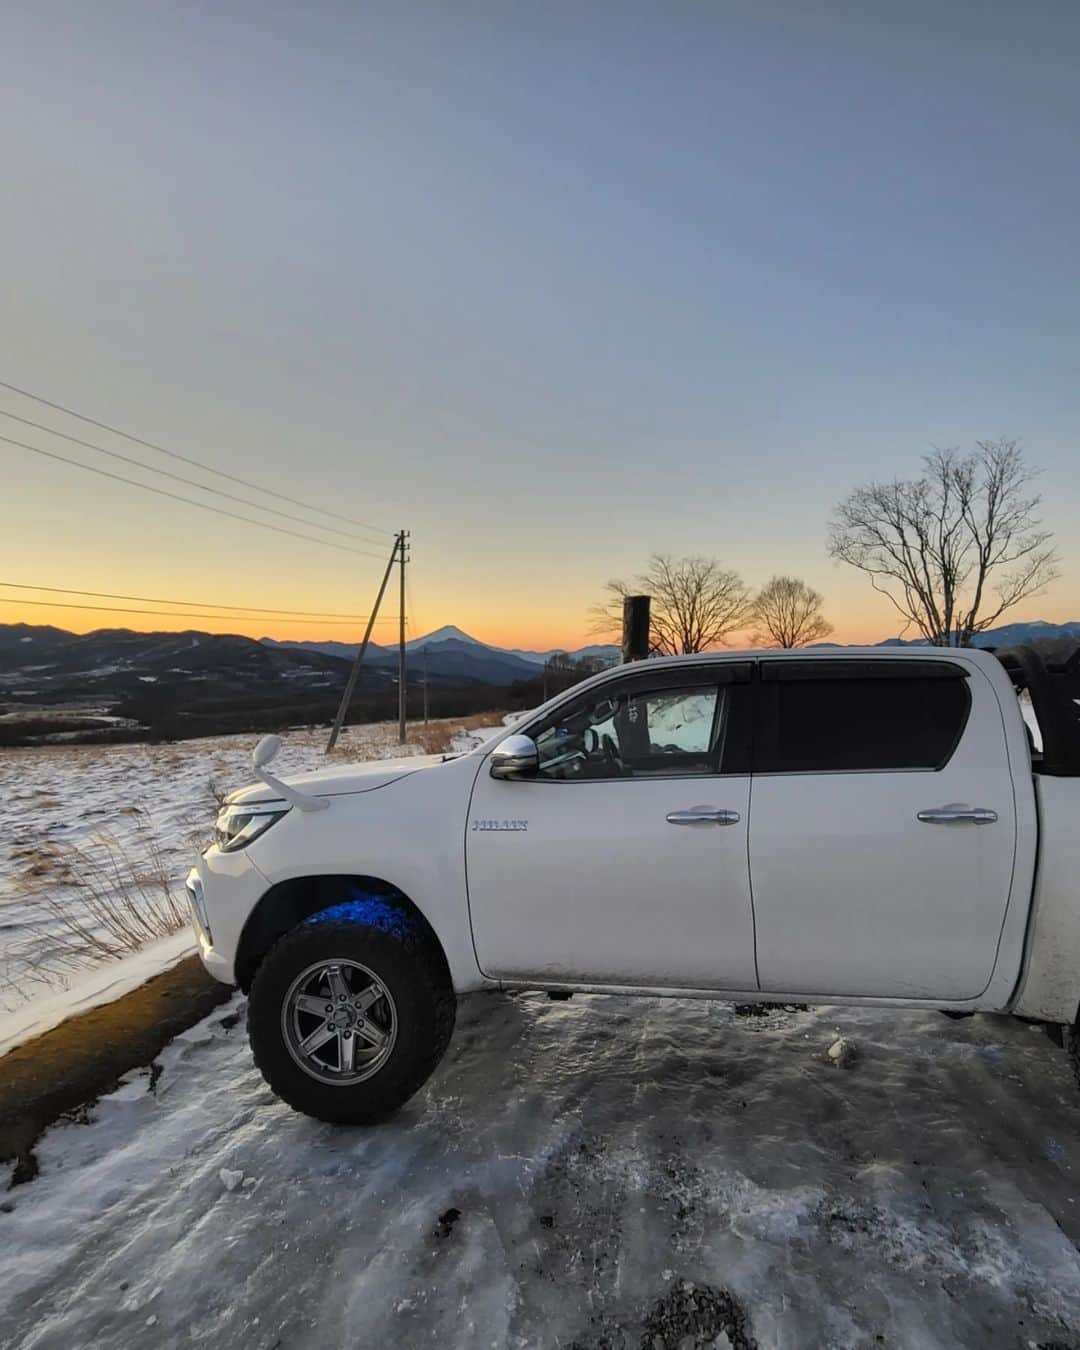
[601,733,622,770]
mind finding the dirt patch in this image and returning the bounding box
[568,1280,757,1350]
[0,955,231,1177]
[733,1002,808,1018]
[639,1280,756,1350]
[8,1151,39,1188]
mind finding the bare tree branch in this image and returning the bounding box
[751,576,833,648]
[828,440,1059,645]
[589,554,754,655]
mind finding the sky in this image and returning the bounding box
[1,1,1078,651]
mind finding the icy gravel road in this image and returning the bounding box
[4,993,1080,1349]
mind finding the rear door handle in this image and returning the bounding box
[666,807,741,827]
[917,804,998,825]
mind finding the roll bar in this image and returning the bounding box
[994,644,1080,777]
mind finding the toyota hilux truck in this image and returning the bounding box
[186,644,1080,1124]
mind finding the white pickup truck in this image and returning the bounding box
[186,644,1080,1124]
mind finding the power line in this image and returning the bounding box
[0,377,395,539]
[1,596,394,626]
[0,408,376,545]
[0,581,374,620]
[1,431,394,560]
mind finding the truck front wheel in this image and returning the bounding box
[247,900,456,1124]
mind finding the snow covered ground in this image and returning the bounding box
[4,992,1080,1347]
[0,720,497,1020]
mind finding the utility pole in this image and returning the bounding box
[326,532,402,754]
[398,529,409,744]
[422,643,429,724]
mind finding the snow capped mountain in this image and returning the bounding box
[262,630,541,684]
[271,626,622,670]
[403,625,485,652]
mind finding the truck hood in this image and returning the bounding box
[226,753,450,806]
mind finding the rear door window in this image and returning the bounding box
[755,660,971,773]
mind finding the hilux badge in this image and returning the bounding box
[471,819,528,832]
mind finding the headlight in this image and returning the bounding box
[214,802,290,852]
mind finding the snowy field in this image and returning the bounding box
[4,991,1080,1347]
[0,720,492,1018]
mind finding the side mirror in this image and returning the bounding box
[489,733,539,780]
[253,734,282,769]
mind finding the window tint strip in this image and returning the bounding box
[761,659,969,683]
[615,661,753,692]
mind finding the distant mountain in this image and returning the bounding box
[969,620,1080,648]
[403,625,484,652]
[0,622,529,746]
[499,643,622,667]
[400,625,621,667]
[264,627,621,675]
[874,621,1080,649]
[0,623,355,689]
[270,618,1080,674]
[0,622,367,745]
[261,637,392,663]
[401,637,539,684]
[0,623,77,659]
[263,630,539,685]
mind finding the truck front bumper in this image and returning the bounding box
[185,847,270,987]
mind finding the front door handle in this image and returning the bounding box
[917,804,998,825]
[666,807,741,827]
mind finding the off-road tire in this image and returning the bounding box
[247,907,456,1124]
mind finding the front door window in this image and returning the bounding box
[532,684,725,780]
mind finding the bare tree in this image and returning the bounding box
[590,554,753,655]
[752,576,833,648]
[828,440,1059,647]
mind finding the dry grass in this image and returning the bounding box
[403,711,508,756]
[11,825,188,991]
[323,712,509,760]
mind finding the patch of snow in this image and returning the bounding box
[137,675,158,684]
[218,1168,244,1193]
[827,1035,857,1068]
[449,725,503,754]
